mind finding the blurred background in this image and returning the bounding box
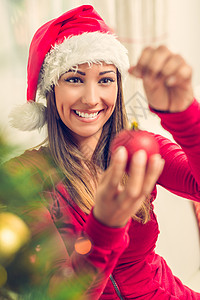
[1,0,200,292]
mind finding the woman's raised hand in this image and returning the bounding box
[93,147,164,227]
[129,45,194,112]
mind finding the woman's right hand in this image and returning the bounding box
[93,147,164,227]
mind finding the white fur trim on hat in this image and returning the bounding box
[9,102,47,131]
[38,31,130,97]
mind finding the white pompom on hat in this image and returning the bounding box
[9,5,130,131]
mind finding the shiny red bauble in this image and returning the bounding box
[110,129,160,172]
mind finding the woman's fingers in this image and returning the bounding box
[109,146,127,187]
[129,45,192,86]
[129,46,170,78]
[165,63,192,87]
[125,150,147,199]
[162,54,185,78]
[125,152,164,199]
[94,149,165,227]
[129,47,153,77]
[93,146,128,227]
[100,146,127,196]
[122,151,164,215]
[142,154,165,196]
[144,45,171,78]
[104,149,164,204]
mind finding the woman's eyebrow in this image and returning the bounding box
[99,70,116,75]
[67,69,86,75]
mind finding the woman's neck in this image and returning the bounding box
[79,136,99,159]
[74,131,102,160]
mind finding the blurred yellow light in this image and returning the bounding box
[0,212,31,263]
[0,228,20,253]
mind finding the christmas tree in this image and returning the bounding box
[0,135,92,300]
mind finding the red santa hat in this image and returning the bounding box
[9,5,129,131]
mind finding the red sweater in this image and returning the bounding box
[10,99,200,299]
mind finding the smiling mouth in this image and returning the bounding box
[73,110,102,118]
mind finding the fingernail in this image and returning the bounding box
[166,76,176,86]
[115,146,127,157]
[128,66,134,73]
[151,154,162,160]
[153,156,165,169]
[133,149,147,162]
[150,154,162,164]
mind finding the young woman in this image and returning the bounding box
[9,5,200,299]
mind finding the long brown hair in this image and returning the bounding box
[46,70,151,223]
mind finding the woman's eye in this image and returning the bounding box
[65,77,82,83]
[99,78,115,84]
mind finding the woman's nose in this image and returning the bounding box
[81,84,99,106]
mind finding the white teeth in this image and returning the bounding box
[75,110,99,118]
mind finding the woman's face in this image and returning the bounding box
[54,63,118,144]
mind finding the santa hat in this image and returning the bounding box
[9,5,129,131]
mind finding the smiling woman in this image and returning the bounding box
[7,4,200,300]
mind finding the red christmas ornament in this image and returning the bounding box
[110,127,160,173]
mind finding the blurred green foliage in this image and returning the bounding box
[0,135,91,300]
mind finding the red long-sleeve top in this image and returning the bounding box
[8,99,200,299]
